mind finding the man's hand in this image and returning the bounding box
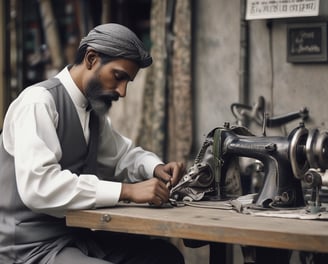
[120,178,170,206]
[153,162,185,189]
[119,162,185,206]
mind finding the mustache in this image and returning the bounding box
[96,91,120,103]
[87,89,120,105]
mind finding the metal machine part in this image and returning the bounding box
[230,96,309,128]
[303,169,328,213]
[170,162,215,201]
[170,136,218,202]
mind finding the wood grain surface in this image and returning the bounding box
[66,202,328,253]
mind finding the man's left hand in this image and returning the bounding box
[153,162,186,189]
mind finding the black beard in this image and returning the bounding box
[85,78,120,116]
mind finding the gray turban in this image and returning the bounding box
[79,23,152,68]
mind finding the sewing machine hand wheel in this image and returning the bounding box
[289,126,309,179]
[305,129,328,170]
[290,126,328,180]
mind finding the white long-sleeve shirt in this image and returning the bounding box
[2,67,162,217]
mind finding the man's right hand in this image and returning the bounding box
[119,178,170,206]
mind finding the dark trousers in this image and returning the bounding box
[52,231,184,264]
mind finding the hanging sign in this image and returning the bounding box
[246,0,321,20]
[287,23,327,63]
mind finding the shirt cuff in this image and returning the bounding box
[143,157,164,178]
[95,180,122,207]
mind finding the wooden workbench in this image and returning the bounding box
[66,202,328,254]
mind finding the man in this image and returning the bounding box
[0,23,185,264]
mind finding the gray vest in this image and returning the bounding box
[0,78,97,261]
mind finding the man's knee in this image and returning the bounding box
[53,247,112,264]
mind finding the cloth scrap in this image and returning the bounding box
[230,194,328,220]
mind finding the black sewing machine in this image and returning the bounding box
[171,122,328,209]
[219,122,328,208]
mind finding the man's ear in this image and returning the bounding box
[85,49,98,70]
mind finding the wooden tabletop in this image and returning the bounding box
[66,202,328,253]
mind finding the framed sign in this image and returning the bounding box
[287,22,327,63]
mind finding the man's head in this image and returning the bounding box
[75,23,152,68]
[72,23,152,116]
[84,56,139,116]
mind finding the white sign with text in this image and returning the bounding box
[246,0,320,20]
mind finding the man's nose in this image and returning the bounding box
[115,82,128,97]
